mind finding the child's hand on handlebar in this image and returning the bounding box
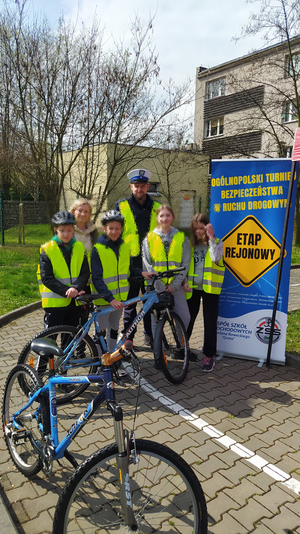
[142,271,157,280]
[65,287,85,298]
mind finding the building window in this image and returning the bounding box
[285,52,300,77]
[204,117,224,138]
[282,101,297,122]
[205,77,226,100]
[148,183,160,196]
[280,145,293,158]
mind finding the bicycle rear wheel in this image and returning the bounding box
[52,438,207,533]
[18,325,99,404]
[2,364,50,477]
[153,311,189,384]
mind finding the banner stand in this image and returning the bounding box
[211,157,297,365]
[266,159,298,367]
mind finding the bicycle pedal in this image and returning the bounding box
[12,429,28,445]
[122,349,132,360]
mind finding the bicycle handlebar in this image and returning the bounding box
[76,267,187,305]
[129,266,187,284]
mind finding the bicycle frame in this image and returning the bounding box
[12,371,108,460]
[10,358,138,528]
[56,289,160,372]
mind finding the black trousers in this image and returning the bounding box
[187,289,219,358]
[122,279,152,341]
[44,301,82,330]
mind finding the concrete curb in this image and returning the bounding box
[286,351,300,369]
[0,300,42,328]
[0,493,18,534]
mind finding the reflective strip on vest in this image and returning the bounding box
[186,242,225,298]
[37,241,85,308]
[119,200,160,257]
[90,242,130,305]
[147,231,185,285]
[203,259,225,294]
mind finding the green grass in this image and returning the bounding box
[291,244,300,264]
[0,225,300,360]
[4,223,52,245]
[0,246,41,315]
[0,224,52,315]
[286,310,300,356]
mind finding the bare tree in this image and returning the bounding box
[147,122,206,208]
[63,17,194,220]
[0,1,194,222]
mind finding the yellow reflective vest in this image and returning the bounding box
[147,231,185,285]
[186,241,225,298]
[37,241,85,308]
[90,242,130,305]
[119,200,160,256]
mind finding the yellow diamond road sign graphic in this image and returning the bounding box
[222,215,285,287]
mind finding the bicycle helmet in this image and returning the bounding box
[51,211,76,226]
[101,210,124,227]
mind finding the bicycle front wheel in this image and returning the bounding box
[2,364,50,477]
[53,438,207,534]
[18,325,99,404]
[154,311,189,384]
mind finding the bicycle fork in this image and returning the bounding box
[109,402,138,531]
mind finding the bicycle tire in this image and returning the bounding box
[153,311,189,384]
[18,325,99,404]
[2,364,50,477]
[53,438,208,533]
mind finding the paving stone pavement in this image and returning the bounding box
[0,269,300,534]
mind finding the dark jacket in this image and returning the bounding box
[39,239,90,298]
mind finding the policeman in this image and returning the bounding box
[115,168,160,345]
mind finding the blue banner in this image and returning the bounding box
[210,159,297,364]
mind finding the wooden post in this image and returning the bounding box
[19,203,25,245]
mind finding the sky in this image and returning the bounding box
[27,0,267,85]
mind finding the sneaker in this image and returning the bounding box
[201,356,215,372]
[189,351,198,362]
[173,348,185,360]
[144,334,154,349]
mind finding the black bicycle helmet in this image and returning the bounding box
[51,211,76,226]
[101,210,124,227]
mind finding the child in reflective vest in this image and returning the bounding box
[37,211,90,329]
[142,204,191,367]
[91,210,152,351]
[184,213,225,372]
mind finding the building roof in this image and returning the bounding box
[197,34,300,78]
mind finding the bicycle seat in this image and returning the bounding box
[31,337,63,357]
[76,294,105,304]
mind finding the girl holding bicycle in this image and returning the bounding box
[142,205,193,361]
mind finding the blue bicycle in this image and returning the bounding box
[2,338,207,533]
[18,268,190,404]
